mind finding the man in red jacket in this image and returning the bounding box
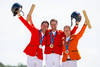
[17,12,49,67]
[44,19,79,67]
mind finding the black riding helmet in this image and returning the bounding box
[71,11,81,26]
[11,3,22,16]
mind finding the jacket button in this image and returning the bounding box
[52,51,54,53]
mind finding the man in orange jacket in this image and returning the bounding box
[62,18,88,67]
[17,12,49,67]
[44,19,79,67]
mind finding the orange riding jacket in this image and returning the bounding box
[62,24,87,62]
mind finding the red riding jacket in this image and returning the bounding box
[18,16,78,59]
[19,16,46,60]
[44,27,78,55]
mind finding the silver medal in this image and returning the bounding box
[39,45,42,49]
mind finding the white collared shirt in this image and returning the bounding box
[65,36,70,42]
[52,31,56,35]
[41,32,44,38]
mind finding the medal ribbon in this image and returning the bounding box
[39,30,45,45]
[65,37,71,50]
[50,31,56,44]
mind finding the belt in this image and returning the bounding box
[71,50,78,52]
[67,59,71,61]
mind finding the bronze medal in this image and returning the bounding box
[65,50,69,54]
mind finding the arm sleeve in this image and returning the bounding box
[71,26,78,35]
[75,24,87,40]
[19,16,37,32]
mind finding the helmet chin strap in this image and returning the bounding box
[20,10,24,16]
[19,8,24,16]
[71,17,73,27]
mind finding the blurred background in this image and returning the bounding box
[0,0,99,67]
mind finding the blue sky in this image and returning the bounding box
[0,0,99,67]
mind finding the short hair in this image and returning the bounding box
[41,21,49,27]
[50,19,58,24]
[64,25,71,30]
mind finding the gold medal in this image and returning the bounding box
[50,44,53,48]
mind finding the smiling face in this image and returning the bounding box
[50,19,58,31]
[64,26,71,37]
[41,21,49,33]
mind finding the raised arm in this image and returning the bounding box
[17,13,33,33]
[71,22,79,35]
[75,20,87,40]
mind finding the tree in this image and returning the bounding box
[0,62,5,67]
[17,63,26,67]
